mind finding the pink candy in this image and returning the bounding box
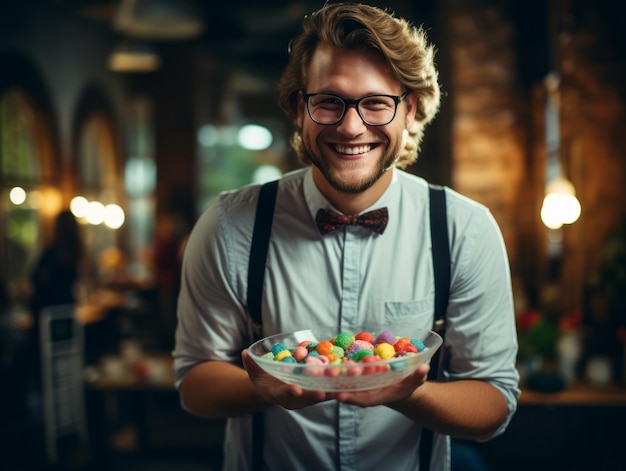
[294,346,309,362]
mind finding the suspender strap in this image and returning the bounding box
[247,179,279,342]
[247,179,278,471]
[429,184,450,340]
[419,184,450,471]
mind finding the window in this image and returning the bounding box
[0,87,57,306]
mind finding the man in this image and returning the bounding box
[173,3,520,470]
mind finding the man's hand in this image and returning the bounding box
[242,349,331,410]
[328,363,430,407]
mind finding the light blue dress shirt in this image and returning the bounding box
[173,166,520,471]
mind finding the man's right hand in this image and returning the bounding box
[241,348,331,410]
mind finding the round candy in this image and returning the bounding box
[411,338,425,352]
[274,349,292,361]
[375,330,396,345]
[271,342,289,356]
[373,342,395,359]
[394,337,418,353]
[344,359,364,377]
[322,352,337,363]
[361,355,381,374]
[331,345,345,359]
[346,343,362,355]
[324,365,341,377]
[263,329,425,370]
[351,349,373,362]
[305,356,324,376]
[316,340,334,356]
[355,331,374,344]
[317,355,330,365]
[334,332,355,350]
[294,346,309,362]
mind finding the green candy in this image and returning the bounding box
[352,349,373,361]
[334,332,355,350]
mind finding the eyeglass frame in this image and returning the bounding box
[302,91,409,126]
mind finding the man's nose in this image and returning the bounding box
[337,105,366,134]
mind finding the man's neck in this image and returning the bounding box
[312,167,394,214]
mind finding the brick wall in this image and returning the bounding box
[444,0,626,314]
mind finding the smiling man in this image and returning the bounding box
[173,3,520,470]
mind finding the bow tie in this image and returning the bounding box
[315,207,389,235]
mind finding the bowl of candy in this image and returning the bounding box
[247,325,443,392]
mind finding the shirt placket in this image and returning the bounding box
[338,227,361,471]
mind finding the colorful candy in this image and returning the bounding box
[264,329,427,376]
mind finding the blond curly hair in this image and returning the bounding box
[276,2,441,169]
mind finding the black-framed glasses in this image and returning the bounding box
[303,92,407,126]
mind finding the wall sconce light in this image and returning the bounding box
[112,0,204,41]
[541,176,581,229]
[70,196,125,229]
[541,73,581,230]
[108,40,160,73]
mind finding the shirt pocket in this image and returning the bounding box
[384,297,433,329]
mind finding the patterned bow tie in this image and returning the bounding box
[315,207,389,235]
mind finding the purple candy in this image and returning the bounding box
[375,330,396,345]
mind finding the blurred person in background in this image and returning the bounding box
[29,209,84,328]
[26,209,84,399]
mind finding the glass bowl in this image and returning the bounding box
[247,325,442,392]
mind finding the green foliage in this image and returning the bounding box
[518,317,562,360]
[589,218,626,317]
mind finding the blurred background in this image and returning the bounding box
[0,0,625,470]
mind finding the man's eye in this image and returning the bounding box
[319,97,342,106]
[362,97,392,108]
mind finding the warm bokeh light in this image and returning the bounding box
[540,177,581,229]
[38,188,62,217]
[104,204,125,229]
[9,186,26,205]
[86,201,105,225]
[70,196,125,228]
[70,196,89,218]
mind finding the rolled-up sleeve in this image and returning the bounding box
[444,201,521,438]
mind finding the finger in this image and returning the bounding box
[242,348,262,374]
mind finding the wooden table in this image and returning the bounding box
[520,381,626,406]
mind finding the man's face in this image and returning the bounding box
[297,42,416,195]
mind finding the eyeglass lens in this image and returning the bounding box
[306,94,399,125]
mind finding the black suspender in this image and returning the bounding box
[419,184,450,471]
[247,179,279,342]
[246,180,450,471]
[246,179,278,471]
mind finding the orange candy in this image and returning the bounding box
[316,340,334,356]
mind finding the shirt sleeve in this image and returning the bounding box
[443,198,521,439]
[172,191,255,389]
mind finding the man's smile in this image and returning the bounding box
[333,143,375,155]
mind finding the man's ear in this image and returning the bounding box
[296,91,305,129]
[404,91,418,128]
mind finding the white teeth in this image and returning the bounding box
[335,144,371,155]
